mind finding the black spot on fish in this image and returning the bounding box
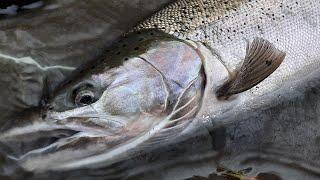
[124,57,129,61]
[266,60,272,66]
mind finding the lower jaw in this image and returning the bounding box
[1,129,78,160]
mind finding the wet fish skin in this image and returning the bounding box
[137,0,320,71]
[135,0,320,116]
[1,0,320,178]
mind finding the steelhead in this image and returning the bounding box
[1,0,320,178]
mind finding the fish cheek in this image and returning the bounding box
[99,80,166,117]
[102,92,141,116]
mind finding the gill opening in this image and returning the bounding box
[138,56,170,112]
[180,40,209,116]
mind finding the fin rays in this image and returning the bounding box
[217,37,286,98]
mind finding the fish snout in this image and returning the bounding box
[45,105,129,135]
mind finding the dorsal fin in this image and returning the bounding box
[217,38,286,99]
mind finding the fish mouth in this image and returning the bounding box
[0,113,129,164]
[1,127,79,157]
[0,122,77,155]
[0,108,156,172]
[0,99,194,172]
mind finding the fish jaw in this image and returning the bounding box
[45,99,162,137]
[0,107,164,172]
[18,114,166,172]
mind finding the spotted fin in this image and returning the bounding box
[216,38,286,98]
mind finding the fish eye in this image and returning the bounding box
[74,89,96,107]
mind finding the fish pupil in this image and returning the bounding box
[79,94,94,105]
[74,89,96,106]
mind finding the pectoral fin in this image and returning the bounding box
[216,38,286,99]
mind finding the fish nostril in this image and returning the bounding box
[41,104,55,119]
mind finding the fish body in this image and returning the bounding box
[1,0,320,179]
[136,0,320,97]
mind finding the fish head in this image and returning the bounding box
[0,30,205,171]
[47,30,205,134]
